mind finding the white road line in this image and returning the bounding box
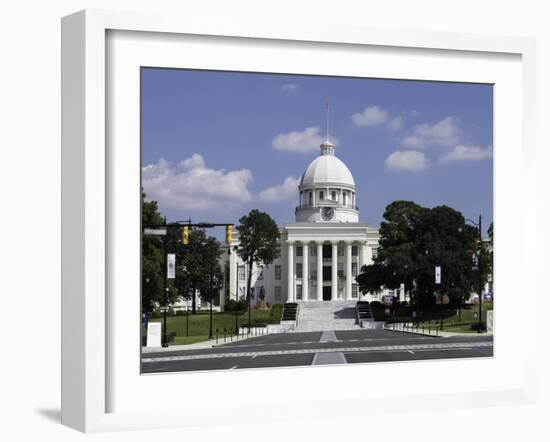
[143,341,492,363]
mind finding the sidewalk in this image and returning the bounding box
[142,332,258,353]
[385,325,493,338]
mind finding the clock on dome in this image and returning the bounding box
[321,207,335,221]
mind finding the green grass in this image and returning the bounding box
[172,335,209,345]
[143,304,283,344]
[417,302,493,333]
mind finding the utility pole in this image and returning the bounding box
[478,215,483,333]
[162,216,168,347]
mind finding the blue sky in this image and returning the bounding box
[141,68,493,233]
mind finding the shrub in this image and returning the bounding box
[470,322,487,332]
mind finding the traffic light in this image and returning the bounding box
[182,226,189,245]
[475,239,482,250]
[225,225,233,244]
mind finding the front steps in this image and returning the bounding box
[294,300,361,332]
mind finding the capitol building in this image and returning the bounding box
[220,135,394,309]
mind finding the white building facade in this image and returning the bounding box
[220,137,392,309]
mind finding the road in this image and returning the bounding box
[142,329,493,374]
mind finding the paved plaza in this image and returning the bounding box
[142,329,493,373]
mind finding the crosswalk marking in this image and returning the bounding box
[143,341,492,363]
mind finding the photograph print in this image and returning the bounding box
[140,68,494,374]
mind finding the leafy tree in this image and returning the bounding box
[356,200,490,309]
[141,191,164,313]
[236,210,280,325]
[173,228,223,314]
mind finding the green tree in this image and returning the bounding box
[356,201,489,309]
[236,210,280,325]
[174,229,223,314]
[141,191,164,314]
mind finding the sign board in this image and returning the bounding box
[144,228,167,236]
[146,322,162,347]
[487,310,494,333]
[435,266,441,284]
[167,253,176,279]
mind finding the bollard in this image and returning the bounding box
[216,328,219,344]
[224,327,227,343]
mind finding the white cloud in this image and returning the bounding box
[389,117,403,131]
[142,154,253,212]
[385,150,428,173]
[258,176,301,203]
[351,106,388,127]
[272,126,334,154]
[181,153,205,170]
[439,145,493,163]
[402,117,460,149]
[282,83,299,92]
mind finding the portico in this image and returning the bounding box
[284,223,376,302]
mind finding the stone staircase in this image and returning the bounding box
[294,300,361,332]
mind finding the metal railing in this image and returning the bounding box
[385,322,440,337]
[213,326,269,344]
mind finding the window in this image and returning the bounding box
[296,285,302,300]
[338,269,344,278]
[352,262,358,277]
[237,265,245,281]
[338,246,344,257]
[296,246,303,257]
[274,286,281,301]
[352,283,358,298]
[300,191,303,205]
[250,287,255,299]
[372,248,378,259]
[309,192,312,205]
[257,265,263,280]
[296,263,303,278]
[352,245,358,256]
[331,191,336,200]
[319,190,324,200]
[274,265,281,280]
[343,192,347,205]
[310,246,316,257]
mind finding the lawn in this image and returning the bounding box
[418,302,493,333]
[143,304,283,345]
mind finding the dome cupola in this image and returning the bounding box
[295,135,359,223]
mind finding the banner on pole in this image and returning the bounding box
[435,266,441,284]
[167,253,176,279]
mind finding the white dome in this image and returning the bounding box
[300,154,355,187]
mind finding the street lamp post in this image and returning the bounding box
[161,217,169,347]
[465,215,484,333]
[208,244,214,340]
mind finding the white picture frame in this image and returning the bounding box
[61,9,537,433]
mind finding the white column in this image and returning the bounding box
[302,243,309,301]
[361,241,369,268]
[331,242,338,300]
[287,241,294,302]
[346,242,352,300]
[316,242,323,301]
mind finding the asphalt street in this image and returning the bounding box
[142,329,493,374]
